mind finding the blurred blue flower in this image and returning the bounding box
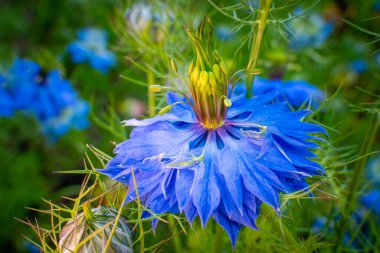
[0,75,14,117]
[3,58,90,140]
[6,58,41,110]
[287,8,334,50]
[374,0,380,12]
[41,100,90,142]
[100,91,326,245]
[312,211,364,248]
[125,3,153,32]
[366,155,380,185]
[67,28,116,74]
[234,77,325,109]
[361,190,380,221]
[216,25,233,41]
[25,70,78,121]
[376,53,380,67]
[350,59,368,74]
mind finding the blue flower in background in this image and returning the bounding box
[361,190,380,221]
[361,155,380,221]
[25,70,78,121]
[312,211,366,249]
[0,74,14,117]
[234,77,325,109]
[2,58,90,141]
[41,100,90,142]
[366,155,380,185]
[6,59,41,110]
[287,8,334,50]
[216,25,233,41]
[67,28,116,74]
[350,59,368,74]
[100,90,326,245]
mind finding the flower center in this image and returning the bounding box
[185,17,230,129]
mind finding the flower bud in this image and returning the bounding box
[59,206,133,253]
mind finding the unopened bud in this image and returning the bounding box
[59,206,133,253]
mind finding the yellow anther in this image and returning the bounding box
[223,98,232,107]
[149,85,161,93]
[213,64,220,81]
[208,72,216,94]
[199,70,209,87]
[188,61,194,76]
[191,65,199,83]
[158,104,173,115]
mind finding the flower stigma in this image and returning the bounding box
[185,17,230,129]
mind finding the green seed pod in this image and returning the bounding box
[59,206,133,253]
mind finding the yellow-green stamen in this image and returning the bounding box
[185,17,230,129]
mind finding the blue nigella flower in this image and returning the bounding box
[67,28,116,74]
[287,8,335,50]
[234,77,325,109]
[3,58,90,141]
[100,20,326,246]
[100,90,326,245]
[0,74,14,117]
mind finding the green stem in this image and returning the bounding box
[168,216,182,252]
[336,113,378,251]
[260,204,299,252]
[214,224,223,253]
[131,169,145,253]
[245,0,271,98]
[147,71,155,117]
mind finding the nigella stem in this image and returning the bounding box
[168,216,182,252]
[260,204,299,250]
[131,168,145,253]
[245,0,272,98]
[147,71,156,117]
[336,112,379,251]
